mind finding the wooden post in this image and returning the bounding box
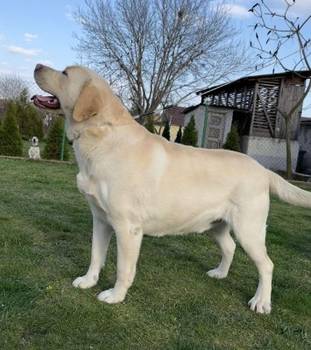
[275,78,284,138]
[249,83,259,136]
[201,103,209,148]
[257,91,275,137]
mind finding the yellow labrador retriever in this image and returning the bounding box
[32,64,311,314]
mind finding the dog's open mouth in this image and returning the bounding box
[31,95,60,110]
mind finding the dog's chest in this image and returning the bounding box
[76,172,94,196]
[76,172,109,212]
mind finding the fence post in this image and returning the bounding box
[201,103,209,148]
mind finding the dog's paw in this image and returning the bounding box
[72,275,98,289]
[97,288,125,304]
[248,296,271,314]
[207,268,227,279]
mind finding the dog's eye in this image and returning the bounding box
[62,70,68,76]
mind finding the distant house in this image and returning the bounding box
[185,70,311,171]
[298,117,311,174]
[161,106,185,140]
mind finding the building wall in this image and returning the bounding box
[222,109,233,144]
[183,104,299,171]
[275,77,305,139]
[298,124,311,173]
[243,136,299,171]
[184,105,206,146]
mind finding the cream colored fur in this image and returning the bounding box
[34,65,311,314]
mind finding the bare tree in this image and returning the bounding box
[249,0,311,179]
[74,0,249,115]
[0,74,29,101]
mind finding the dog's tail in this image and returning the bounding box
[269,170,311,208]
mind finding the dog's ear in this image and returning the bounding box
[73,82,102,122]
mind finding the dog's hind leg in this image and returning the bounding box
[98,221,143,304]
[207,221,236,279]
[73,208,113,289]
[231,194,274,314]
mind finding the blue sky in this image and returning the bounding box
[0,0,82,86]
[0,0,311,114]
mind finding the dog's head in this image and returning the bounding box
[31,136,39,146]
[32,64,131,130]
[32,64,106,122]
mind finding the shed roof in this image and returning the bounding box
[183,104,203,114]
[197,70,311,96]
[301,117,311,126]
[162,106,186,126]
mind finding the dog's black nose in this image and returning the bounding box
[34,64,44,73]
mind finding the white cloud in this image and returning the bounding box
[223,4,251,18]
[7,45,41,57]
[40,59,54,66]
[24,32,38,42]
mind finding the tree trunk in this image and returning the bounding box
[285,117,292,180]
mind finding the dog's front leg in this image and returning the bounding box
[98,223,143,304]
[73,214,113,289]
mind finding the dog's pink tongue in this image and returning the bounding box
[31,95,60,109]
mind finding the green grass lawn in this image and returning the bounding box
[0,158,310,350]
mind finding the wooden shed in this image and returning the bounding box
[191,71,311,171]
